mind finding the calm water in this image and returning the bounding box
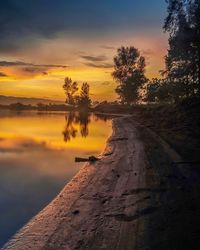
[0,111,112,247]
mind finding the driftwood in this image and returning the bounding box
[75,156,100,163]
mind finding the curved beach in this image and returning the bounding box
[3,117,148,250]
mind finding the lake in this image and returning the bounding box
[0,111,112,247]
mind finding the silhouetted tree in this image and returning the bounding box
[112,46,148,104]
[163,0,200,97]
[145,78,187,103]
[77,82,91,109]
[63,77,78,105]
[145,78,163,103]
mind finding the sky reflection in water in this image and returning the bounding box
[0,111,112,247]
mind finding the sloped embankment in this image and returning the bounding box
[3,117,152,250]
[3,115,200,250]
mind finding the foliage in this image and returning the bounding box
[77,82,91,109]
[136,97,200,162]
[112,46,148,104]
[63,77,91,109]
[163,0,200,98]
[145,78,192,103]
[145,0,200,103]
[63,77,78,105]
[145,78,167,103]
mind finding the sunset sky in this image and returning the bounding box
[0,0,168,102]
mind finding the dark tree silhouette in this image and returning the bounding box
[77,82,91,109]
[145,78,187,103]
[112,46,148,104]
[63,77,78,105]
[163,0,200,97]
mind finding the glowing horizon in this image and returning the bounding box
[0,0,168,102]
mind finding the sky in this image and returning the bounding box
[0,0,168,102]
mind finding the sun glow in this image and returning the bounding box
[0,33,167,103]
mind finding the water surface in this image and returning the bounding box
[0,111,112,247]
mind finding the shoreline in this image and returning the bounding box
[3,115,200,249]
[3,116,148,250]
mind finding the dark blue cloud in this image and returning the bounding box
[83,62,113,68]
[0,61,67,68]
[80,53,113,68]
[80,55,107,62]
[0,0,166,52]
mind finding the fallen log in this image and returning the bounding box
[75,156,100,163]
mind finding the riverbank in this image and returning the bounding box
[3,116,150,249]
[135,98,200,164]
[3,114,200,250]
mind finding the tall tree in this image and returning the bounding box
[190,0,200,96]
[63,77,78,105]
[164,0,200,97]
[77,82,91,109]
[112,46,148,104]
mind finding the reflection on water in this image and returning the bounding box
[62,112,114,142]
[63,112,91,142]
[0,111,112,247]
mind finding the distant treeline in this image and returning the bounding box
[0,103,36,110]
[0,102,75,111]
[0,101,122,112]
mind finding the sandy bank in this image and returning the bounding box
[3,117,149,250]
[4,115,199,250]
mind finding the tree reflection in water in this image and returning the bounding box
[62,112,91,142]
[63,112,115,142]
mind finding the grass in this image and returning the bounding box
[134,98,200,168]
[138,116,200,250]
